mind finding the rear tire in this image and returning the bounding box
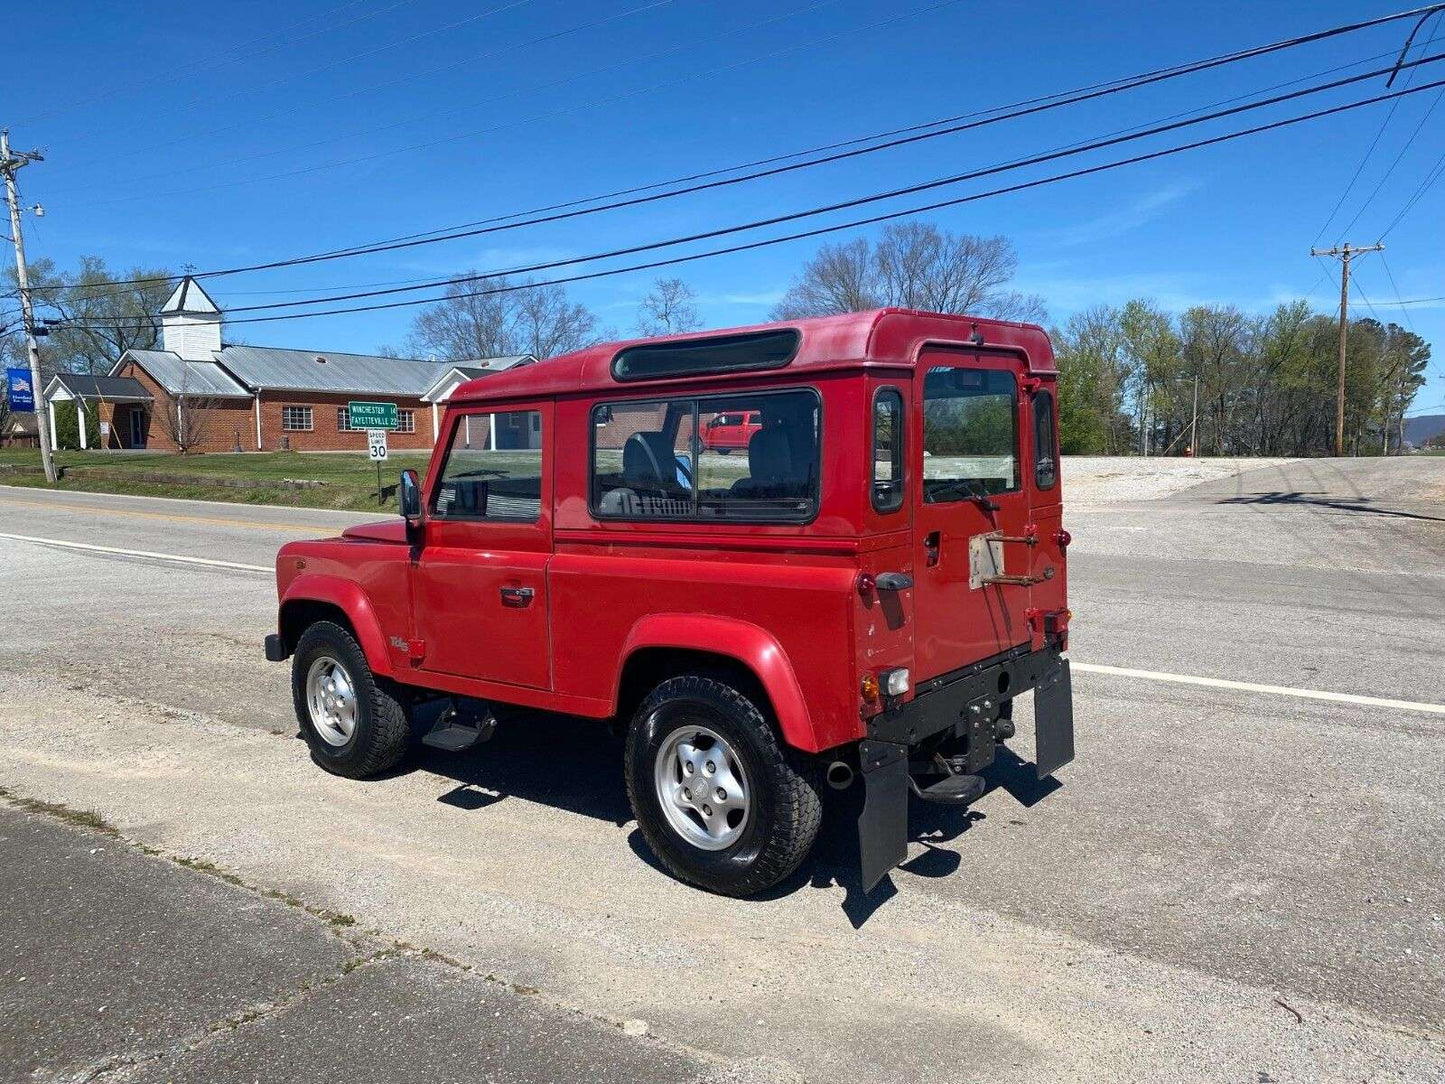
[625,674,822,896]
[291,620,411,779]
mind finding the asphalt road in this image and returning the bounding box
[1,459,1443,1083]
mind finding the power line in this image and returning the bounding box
[52,77,1445,334]
[79,56,1445,320]
[1312,10,1442,244]
[1377,143,1445,237]
[37,27,1445,304]
[49,2,1443,210]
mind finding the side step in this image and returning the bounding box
[421,702,497,752]
[908,770,986,806]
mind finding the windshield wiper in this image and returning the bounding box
[927,479,1000,512]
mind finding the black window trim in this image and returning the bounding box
[871,385,906,514]
[610,328,801,383]
[428,406,544,524]
[921,364,1022,504]
[1033,388,1057,491]
[588,384,823,526]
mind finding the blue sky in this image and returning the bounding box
[10,0,1444,415]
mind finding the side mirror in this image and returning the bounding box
[399,469,422,524]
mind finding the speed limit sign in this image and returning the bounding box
[367,429,388,461]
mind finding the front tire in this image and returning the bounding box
[625,674,822,896]
[291,620,411,779]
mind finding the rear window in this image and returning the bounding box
[611,329,800,382]
[921,366,1019,501]
[592,388,819,522]
[872,387,905,513]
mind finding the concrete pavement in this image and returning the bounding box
[2,458,1443,1082]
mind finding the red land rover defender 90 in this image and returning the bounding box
[265,309,1074,895]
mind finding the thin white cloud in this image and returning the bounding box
[1033,181,1201,248]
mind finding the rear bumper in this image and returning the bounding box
[858,645,1074,891]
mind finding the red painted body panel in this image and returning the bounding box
[273,310,1065,756]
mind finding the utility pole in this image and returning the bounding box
[1310,241,1383,457]
[2,128,55,483]
[1189,374,1199,457]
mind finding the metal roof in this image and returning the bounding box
[216,345,449,395]
[160,276,221,315]
[48,373,152,400]
[123,350,252,398]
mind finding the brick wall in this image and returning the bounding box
[257,391,437,452]
[114,360,254,453]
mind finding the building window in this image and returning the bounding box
[282,406,313,432]
[397,409,415,434]
[336,408,357,432]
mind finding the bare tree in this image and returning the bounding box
[772,224,1046,323]
[407,273,600,361]
[153,370,217,454]
[636,278,701,336]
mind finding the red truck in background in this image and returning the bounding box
[702,409,761,453]
[265,309,1074,895]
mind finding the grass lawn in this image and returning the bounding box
[0,449,436,511]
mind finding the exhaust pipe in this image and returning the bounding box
[826,760,855,791]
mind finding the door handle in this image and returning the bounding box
[500,586,535,608]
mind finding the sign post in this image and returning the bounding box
[349,403,398,506]
[367,429,388,505]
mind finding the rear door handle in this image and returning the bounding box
[500,586,535,608]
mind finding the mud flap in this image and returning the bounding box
[1034,658,1074,779]
[858,740,909,892]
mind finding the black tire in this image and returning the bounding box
[291,620,412,779]
[625,674,822,896]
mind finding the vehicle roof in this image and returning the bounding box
[449,308,1055,405]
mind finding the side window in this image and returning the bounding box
[592,399,696,518]
[871,387,905,513]
[591,389,819,522]
[431,410,543,521]
[1033,389,1057,490]
[921,366,1018,501]
[695,390,818,520]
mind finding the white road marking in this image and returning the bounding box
[4,529,1441,717]
[0,532,270,573]
[1073,662,1445,716]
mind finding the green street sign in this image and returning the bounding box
[348,401,398,430]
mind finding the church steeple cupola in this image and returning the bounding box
[159,275,223,360]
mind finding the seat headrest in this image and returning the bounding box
[747,427,793,483]
[623,432,674,485]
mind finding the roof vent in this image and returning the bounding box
[314,355,327,364]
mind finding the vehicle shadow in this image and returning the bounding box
[346,712,1055,929]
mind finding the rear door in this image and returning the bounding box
[412,404,552,689]
[912,350,1034,683]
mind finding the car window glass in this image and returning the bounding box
[1034,389,1057,490]
[431,410,543,520]
[593,390,819,522]
[921,366,1019,501]
[592,400,696,518]
[872,388,905,513]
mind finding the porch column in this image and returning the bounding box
[490,413,498,451]
[254,395,262,450]
[431,402,439,442]
[77,400,88,449]
[48,399,58,450]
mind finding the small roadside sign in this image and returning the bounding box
[348,401,398,430]
[367,429,389,462]
[5,368,35,412]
